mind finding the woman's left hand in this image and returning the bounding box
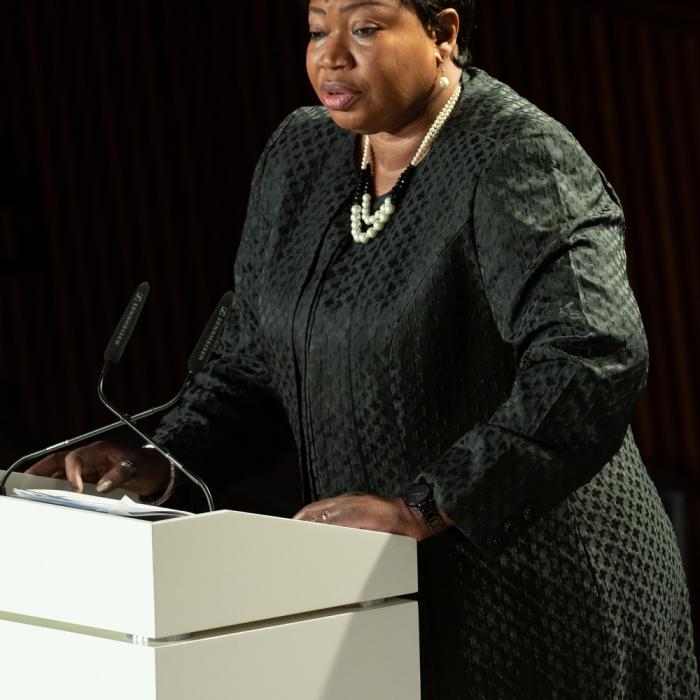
[292,492,434,541]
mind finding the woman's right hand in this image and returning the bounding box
[25,440,171,496]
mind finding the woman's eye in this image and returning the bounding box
[309,30,327,41]
[354,26,378,38]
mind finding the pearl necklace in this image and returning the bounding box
[350,82,462,245]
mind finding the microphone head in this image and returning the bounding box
[187,291,234,373]
[103,282,150,363]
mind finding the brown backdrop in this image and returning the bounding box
[1,0,699,646]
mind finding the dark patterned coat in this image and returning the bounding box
[156,68,699,698]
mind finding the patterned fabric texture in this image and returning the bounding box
[155,68,699,698]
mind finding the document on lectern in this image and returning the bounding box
[12,489,192,519]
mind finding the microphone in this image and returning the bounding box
[96,291,235,512]
[0,289,233,502]
[104,281,150,363]
[0,282,151,496]
[187,290,234,374]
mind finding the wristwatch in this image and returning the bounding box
[403,480,448,534]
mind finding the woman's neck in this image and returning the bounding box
[365,65,463,196]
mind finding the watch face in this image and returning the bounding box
[406,482,432,506]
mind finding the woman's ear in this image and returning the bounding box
[433,9,460,62]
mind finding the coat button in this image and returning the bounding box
[501,520,515,537]
[523,505,537,523]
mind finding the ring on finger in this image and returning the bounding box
[118,459,137,480]
[320,509,329,522]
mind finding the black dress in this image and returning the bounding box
[155,68,699,698]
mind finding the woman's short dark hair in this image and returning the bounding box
[303,1,477,67]
[401,1,476,67]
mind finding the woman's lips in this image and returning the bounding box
[321,83,361,111]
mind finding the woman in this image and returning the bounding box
[29,0,699,696]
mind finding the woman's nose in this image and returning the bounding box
[318,33,354,70]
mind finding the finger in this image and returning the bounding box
[293,508,324,522]
[95,461,135,494]
[292,497,338,521]
[62,441,122,491]
[26,452,67,477]
[64,452,86,492]
[294,508,333,524]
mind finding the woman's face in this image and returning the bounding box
[306,0,442,135]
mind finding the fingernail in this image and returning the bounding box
[96,480,113,493]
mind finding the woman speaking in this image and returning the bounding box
[29,0,699,696]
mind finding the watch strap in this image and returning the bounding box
[404,482,448,534]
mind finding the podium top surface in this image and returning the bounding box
[0,481,417,638]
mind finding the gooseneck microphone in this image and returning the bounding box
[0,288,233,504]
[187,291,234,374]
[96,291,235,512]
[0,282,151,496]
[103,281,150,363]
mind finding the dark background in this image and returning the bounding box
[1,0,699,652]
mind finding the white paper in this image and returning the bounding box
[12,489,192,519]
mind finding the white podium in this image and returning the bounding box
[0,472,420,699]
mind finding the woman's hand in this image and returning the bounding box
[292,492,437,541]
[25,440,171,496]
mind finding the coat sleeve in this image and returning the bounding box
[416,129,649,556]
[153,114,297,493]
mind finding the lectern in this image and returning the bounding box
[0,472,420,699]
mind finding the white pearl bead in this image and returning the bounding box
[350,83,461,243]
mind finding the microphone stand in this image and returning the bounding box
[0,281,153,497]
[0,377,192,496]
[97,362,215,512]
[1,286,232,507]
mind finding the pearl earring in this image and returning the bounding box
[438,62,450,90]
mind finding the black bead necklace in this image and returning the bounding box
[349,82,462,245]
